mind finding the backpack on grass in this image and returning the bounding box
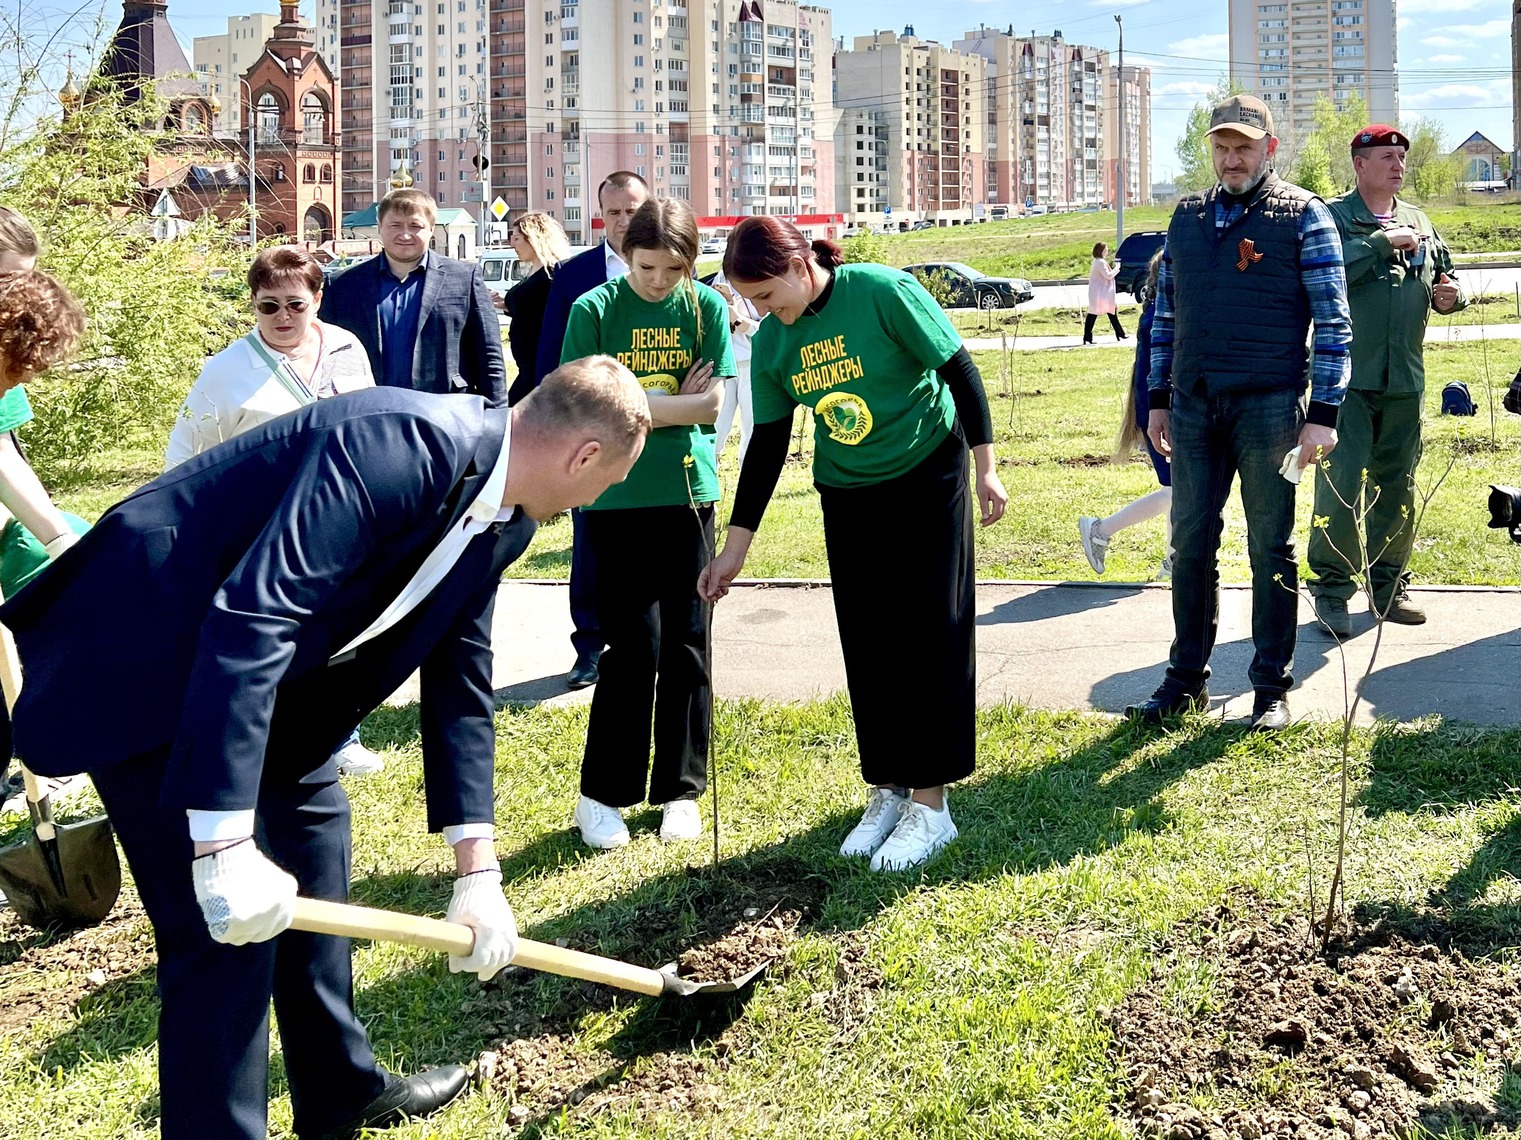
[1441,380,1476,417]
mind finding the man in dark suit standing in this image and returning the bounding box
[1,360,648,1140]
[321,188,507,406]
[534,171,650,689]
[317,187,509,775]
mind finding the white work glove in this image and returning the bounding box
[444,868,518,981]
[43,531,79,560]
[191,839,298,946]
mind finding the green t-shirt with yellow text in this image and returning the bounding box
[749,263,960,487]
[563,277,734,510]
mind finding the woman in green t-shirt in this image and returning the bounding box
[698,216,1009,873]
[560,197,735,851]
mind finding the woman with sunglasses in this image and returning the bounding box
[165,246,380,777]
[166,247,374,468]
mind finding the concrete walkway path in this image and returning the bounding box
[391,581,1521,729]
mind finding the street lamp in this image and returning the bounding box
[1115,13,1125,248]
[239,77,257,245]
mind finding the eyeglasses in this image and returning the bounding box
[255,298,311,316]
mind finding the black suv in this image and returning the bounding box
[903,262,1035,309]
[1114,231,1167,299]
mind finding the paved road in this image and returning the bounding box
[388,582,1521,729]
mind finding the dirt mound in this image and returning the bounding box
[1108,894,1521,1139]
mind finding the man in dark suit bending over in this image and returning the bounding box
[1,359,648,1140]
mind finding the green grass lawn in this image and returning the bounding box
[870,197,1520,282]
[493,342,1521,588]
[1,702,1515,1138]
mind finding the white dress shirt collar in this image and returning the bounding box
[604,241,628,281]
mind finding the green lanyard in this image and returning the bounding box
[245,332,317,407]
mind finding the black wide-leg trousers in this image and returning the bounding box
[818,431,977,789]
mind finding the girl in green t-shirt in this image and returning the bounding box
[560,197,734,850]
[698,216,1009,873]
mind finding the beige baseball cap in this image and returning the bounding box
[1208,94,1275,140]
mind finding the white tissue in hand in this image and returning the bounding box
[1279,446,1305,485]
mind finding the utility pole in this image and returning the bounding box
[1115,13,1124,249]
[791,88,800,219]
[473,79,489,255]
[241,76,257,245]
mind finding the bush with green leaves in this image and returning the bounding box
[0,74,252,480]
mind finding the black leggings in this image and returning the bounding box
[1084,312,1126,342]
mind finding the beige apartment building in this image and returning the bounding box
[1228,0,1397,139]
[317,0,491,216]
[1104,63,1151,208]
[483,0,835,248]
[834,29,987,228]
[192,12,281,135]
[954,27,1122,212]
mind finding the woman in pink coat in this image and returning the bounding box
[1083,241,1128,345]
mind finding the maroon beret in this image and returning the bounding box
[1350,124,1410,152]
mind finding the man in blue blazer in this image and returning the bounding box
[534,171,650,688]
[1,361,647,1140]
[321,188,507,407]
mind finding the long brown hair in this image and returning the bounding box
[723,215,843,283]
[1113,249,1167,460]
[623,197,705,348]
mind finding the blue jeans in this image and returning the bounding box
[1165,386,1303,696]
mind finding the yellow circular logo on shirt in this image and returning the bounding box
[816,391,873,446]
[643,373,679,396]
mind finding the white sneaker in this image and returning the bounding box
[334,740,385,777]
[1078,516,1110,574]
[574,795,630,849]
[839,787,909,858]
[870,799,959,872]
[658,799,703,842]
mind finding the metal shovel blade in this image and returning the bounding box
[0,813,121,931]
[656,958,771,998]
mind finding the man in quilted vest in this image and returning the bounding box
[1126,94,1352,732]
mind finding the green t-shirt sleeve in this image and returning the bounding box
[0,385,36,434]
[748,323,795,424]
[696,285,736,378]
[560,293,603,365]
[881,270,963,371]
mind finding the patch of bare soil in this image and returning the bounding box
[1059,453,1116,468]
[0,889,154,1034]
[471,859,873,1133]
[1108,895,1521,1140]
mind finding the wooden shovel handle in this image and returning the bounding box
[290,897,669,997]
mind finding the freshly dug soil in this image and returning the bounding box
[1108,894,1521,1140]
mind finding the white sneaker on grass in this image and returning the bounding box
[870,799,959,872]
[574,795,630,849]
[658,799,702,842]
[839,787,909,858]
[1078,516,1110,574]
[334,740,385,777]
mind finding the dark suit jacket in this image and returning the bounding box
[504,265,554,406]
[534,243,611,390]
[320,252,508,408]
[0,388,534,832]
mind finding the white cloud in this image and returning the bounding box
[1407,78,1512,109]
[1091,0,1151,7]
[1424,18,1512,44]
[1157,80,1216,96]
[1397,16,1412,29]
[1167,32,1229,59]
[1420,34,1461,46]
[1425,53,1466,63]
[1397,0,1491,11]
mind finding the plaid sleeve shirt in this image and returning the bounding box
[1150,190,1352,423]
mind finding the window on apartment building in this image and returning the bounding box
[634,54,643,66]
[634,34,643,46]
[544,9,553,22]
[437,24,444,34]
[438,171,446,182]
[633,10,643,22]
[458,64,466,74]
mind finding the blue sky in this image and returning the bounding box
[98,0,1519,179]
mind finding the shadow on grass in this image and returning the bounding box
[20,710,1247,1095]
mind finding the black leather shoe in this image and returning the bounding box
[567,649,600,689]
[1124,685,1209,725]
[315,1065,470,1139]
[1250,692,1291,732]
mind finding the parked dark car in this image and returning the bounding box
[1114,231,1167,299]
[903,261,1034,309]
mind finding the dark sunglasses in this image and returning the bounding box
[255,298,311,315]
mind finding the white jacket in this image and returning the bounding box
[166,323,375,470]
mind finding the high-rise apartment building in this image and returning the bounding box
[317,0,491,216]
[1228,0,1396,139]
[486,0,834,247]
[834,29,986,227]
[192,11,281,135]
[954,27,1110,211]
[1105,63,1151,208]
